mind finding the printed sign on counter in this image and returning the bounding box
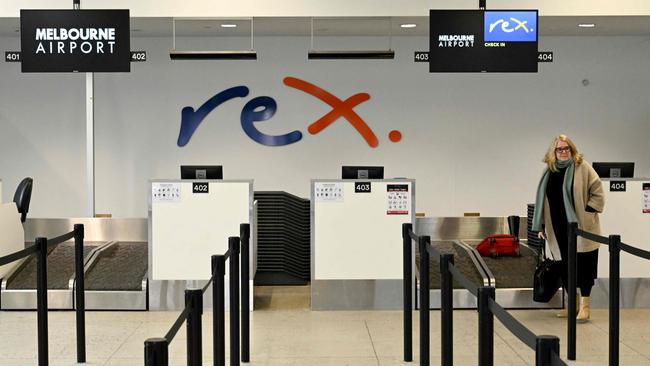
[152,183,181,203]
[315,182,344,202]
[643,183,650,213]
[387,184,410,215]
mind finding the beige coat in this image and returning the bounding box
[543,160,605,258]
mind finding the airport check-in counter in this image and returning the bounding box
[311,179,415,310]
[595,178,650,307]
[149,179,254,311]
[416,217,563,309]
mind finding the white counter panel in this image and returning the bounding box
[0,202,25,279]
[313,180,414,280]
[150,180,251,281]
[599,179,650,278]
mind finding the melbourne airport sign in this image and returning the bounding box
[429,9,538,72]
[20,9,130,72]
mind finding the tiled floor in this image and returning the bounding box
[0,286,649,365]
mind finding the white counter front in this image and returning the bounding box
[311,179,415,310]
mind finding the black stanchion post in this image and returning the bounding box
[74,224,86,363]
[213,255,226,366]
[440,253,454,366]
[535,335,560,366]
[229,237,241,366]
[144,338,169,366]
[186,289,203,366]
[35,237,49,366]
[419,236,430,366]
[609,234,621,366]
[240,224,250,363]
[567,222,578,360]
[402,223,413,362]
[478,286,495,366]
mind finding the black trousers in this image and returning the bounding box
[557,244,599,297]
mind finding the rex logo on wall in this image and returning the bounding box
[177,77,403,148]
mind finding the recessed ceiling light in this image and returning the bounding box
[578,23,595,28]
[221,24,237,28]
[400,23,417,28]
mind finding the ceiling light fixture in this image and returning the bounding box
[400,23,417,28]
[170,18,257,60]
[578,23,595,28]
[309,17,395,60]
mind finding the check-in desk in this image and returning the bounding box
[149,179,254,310]
[311,179,415,310]
[594,178,650,308]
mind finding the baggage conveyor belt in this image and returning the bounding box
[415,240,563,309]
[0,241,148,310]
[1,242,103,309]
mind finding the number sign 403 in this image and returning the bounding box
[355,182,371,193]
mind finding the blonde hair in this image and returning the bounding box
[543,134,583,172]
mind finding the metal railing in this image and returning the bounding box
[568,221,650,366]
[402,223,567,366]
[144,223,251,366]
[0,224,86,366]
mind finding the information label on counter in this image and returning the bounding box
[387,184,409,215]
[610,181,626,192]
[152,183,181,203]
[315,182,344,203]
[643,183,650,213]
[192,182,209,194]
[355,182,371,193]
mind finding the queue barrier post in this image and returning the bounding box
[186,289,203,366]
[609,234,621,366]
[536,335,560,366]
[402,223,413,362]
[440,253,454,366]
[478,286,495,366]
[36,237,49,366]
[240,224,251,363]
[212,255,227,366]
[74,224,87,363]
[229,237,241,366]
[419,236,430,366]
[144,338,169,366]
[567,222,578,360]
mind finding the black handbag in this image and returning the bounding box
[533,246,562,303]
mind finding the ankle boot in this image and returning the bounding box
[577,296,591,323]
[556,293,580,318]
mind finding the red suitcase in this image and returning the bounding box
[476,234,520,257]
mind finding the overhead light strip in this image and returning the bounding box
[308,50,395,60]
[169,50,257,60]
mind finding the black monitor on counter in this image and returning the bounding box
[180,165,223,179]
[341,166,384,179]
[592,162,634,178]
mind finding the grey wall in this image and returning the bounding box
[1,35,649,218]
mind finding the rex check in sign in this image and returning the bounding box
[20,10,130,72]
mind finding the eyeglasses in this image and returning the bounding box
[555,146,571,153]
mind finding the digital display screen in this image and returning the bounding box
[20,10,130,73]
[429,10,538,72]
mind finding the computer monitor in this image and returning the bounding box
[592,162,634,178]
[180,165,223,179]
[341,166,384,179]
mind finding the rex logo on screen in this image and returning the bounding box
[484,11,537,42]
[177,76,402,148]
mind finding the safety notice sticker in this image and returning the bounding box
[152,183,181,203]
[315,182,344,202]
[643,183,650,213]
[387,184,409,215]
